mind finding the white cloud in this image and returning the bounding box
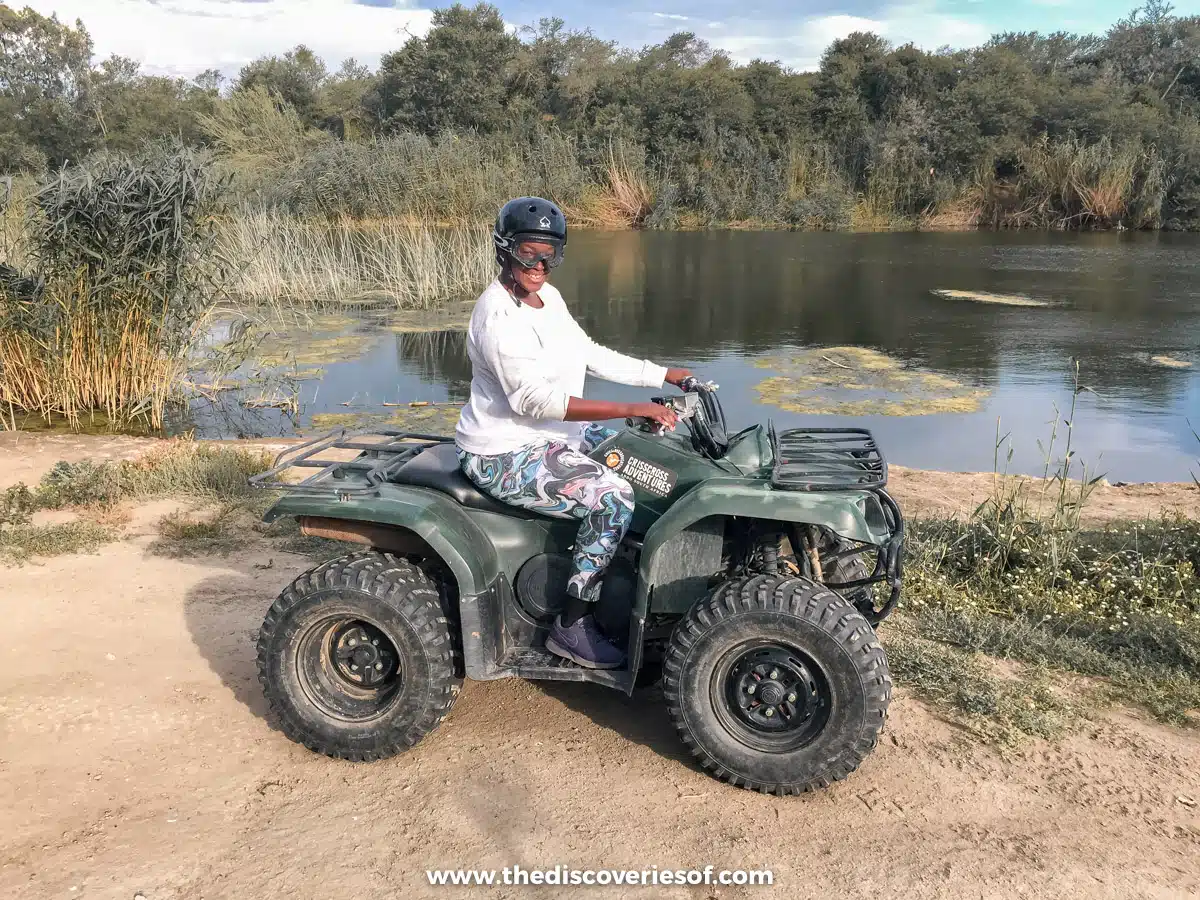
[711,2,991,70]
[653,12,691,21]
[23,0,434,79]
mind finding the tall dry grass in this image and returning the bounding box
[0,274,186,426]
[976,135,1167,229]
[201,90,1177,234]
[217,209,494,309]
[564,146,656,229]
[0,146,228,430]
[0,177,34,273]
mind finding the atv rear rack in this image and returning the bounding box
[769,427,887,492]
[249,427,451,497]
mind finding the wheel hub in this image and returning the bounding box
[715,643,832,752]
[331,622,397,688]
[758,681,784,706]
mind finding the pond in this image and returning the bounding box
[186,229,1200,482]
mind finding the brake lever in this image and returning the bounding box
[629,393,700,436]
[654,393,700,435]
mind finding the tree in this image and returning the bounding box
[0,5,96,170]
[367,3,522,134]
[509,18,617,127]
[235,45,328,125]
[738,60,814,145]
[315,57,377,140]
[91,55,216,152]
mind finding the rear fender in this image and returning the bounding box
[262,483,500,597]
[635,478,892,617]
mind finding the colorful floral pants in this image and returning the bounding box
[457,424,633,602]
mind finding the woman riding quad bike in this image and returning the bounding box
[455,196,694,669]
[250,198,903,795]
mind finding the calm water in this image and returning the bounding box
[190,230,1200,482]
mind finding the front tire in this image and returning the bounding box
[257,550,462,761]
[663,574,890,795]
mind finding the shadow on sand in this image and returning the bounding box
[181,549,697,771]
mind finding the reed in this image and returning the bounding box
[977,135,1168,229]
[0,145,228,430]
[216,209,494,309]
[0,275,184,426]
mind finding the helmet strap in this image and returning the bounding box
[499,263,530,302]
[499,258,548,307]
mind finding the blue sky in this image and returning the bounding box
[23,0,1200,78]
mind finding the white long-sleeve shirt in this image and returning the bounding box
[454,278,668,455]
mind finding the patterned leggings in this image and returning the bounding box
[457,424,633,602]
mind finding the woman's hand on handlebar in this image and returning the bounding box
[631,402,678,431]
[664,367,693,387]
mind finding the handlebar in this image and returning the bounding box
[627,376,729,459]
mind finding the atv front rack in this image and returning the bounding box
[769,427,887,492]
[249,427,450,496]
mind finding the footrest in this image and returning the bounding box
[499,647,630,690]
[502,647,579,671]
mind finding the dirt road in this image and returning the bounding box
[1,435,1199,899]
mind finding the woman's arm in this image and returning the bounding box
[567,314,692,388]
[564,397,678,429]
[480,312,683,428]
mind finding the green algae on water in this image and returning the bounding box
[379,302,474,334]
[753,346,988,416]
[307,403,462,436]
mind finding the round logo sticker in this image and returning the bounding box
[604,450,624,470]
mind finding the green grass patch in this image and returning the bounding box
[898,514,1200,731]
[19,440,273,515]
[0,440,275,563]
[885,623,1082,745]
[150,507,244,557]
[0,520,115,564]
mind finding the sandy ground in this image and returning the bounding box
[2,434,1199,900]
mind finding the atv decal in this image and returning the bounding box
[613,454,677,498]
[604,449,624,470]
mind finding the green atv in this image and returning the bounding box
[250,379,903,795]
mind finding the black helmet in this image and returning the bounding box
[493,196,567,269]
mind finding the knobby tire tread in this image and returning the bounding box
[662,574,891,796]
[257,549,462,762]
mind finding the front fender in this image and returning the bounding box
[636,478,893,616]
[262,484,500,597]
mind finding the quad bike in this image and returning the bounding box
[250,378,903,795]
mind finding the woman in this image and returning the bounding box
[455,197,691,670]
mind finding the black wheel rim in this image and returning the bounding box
[711,641,832,752]
[296,616,403,722]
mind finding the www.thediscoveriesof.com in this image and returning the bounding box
[427,864,774,887]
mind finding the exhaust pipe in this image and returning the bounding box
[298,516,427,555]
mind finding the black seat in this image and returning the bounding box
[391,443,534,518]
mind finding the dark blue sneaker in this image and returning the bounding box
[545,614,626,669]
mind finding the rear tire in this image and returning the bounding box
[663,574,890,795]
[257,549,462,761]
